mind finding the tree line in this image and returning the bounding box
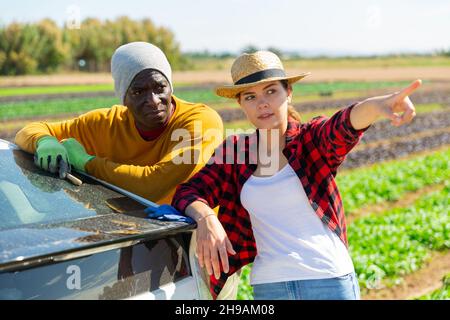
[0,17,187,75]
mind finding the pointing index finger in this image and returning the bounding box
[397,79,422,99]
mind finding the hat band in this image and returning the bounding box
[234,68,286,85]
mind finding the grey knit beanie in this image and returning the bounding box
[111,42,173,104]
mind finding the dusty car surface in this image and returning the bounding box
[0,138,211,300]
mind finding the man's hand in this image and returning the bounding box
[145,204,195,224]
[34,136,71,179]
[61,138,95,172]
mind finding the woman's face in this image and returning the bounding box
[238,80,292,130]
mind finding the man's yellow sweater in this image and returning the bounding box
[15,95,223,205]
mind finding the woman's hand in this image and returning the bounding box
[196,214,236,279]
[372,79,422,126]
[351,79,422,130]
[186,201,236,280]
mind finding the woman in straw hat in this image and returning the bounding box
[171,51,421,300]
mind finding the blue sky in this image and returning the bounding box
[2,0,449,56]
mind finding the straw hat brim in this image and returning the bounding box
[215,72,311,99]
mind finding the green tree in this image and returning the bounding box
[0,17,187,75]
[64,18,104,71]
[241,44,260,54]
[35,19,69,72]
[0,22,39,74]
[266,46,284,58]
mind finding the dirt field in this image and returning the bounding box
[2,66,450,87]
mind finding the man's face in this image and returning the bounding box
[124,69,173,131]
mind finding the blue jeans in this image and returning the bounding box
[253,272,361,300]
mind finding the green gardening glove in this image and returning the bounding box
[61,138,95,172]
[34,136,71,179]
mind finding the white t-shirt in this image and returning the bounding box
[240,163,354,285]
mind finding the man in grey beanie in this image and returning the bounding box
[112,41,173,104]
[15,41,223,205]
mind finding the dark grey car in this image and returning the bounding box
[0,139,211,300]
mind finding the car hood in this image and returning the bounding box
[0,139,195,272]
[0,210,195,272]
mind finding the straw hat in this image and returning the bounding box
[215,51,310,99]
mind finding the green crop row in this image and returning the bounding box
[0,84,114,97]
[337,148,450,214]
[236,264,254,300]
[0,97,120,120]
[349,184,450,290]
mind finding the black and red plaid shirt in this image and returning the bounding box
[172,103,370,299]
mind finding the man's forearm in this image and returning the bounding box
[14,122,55,154]
[350,99,382,130]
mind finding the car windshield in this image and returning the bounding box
[0,139,139,230]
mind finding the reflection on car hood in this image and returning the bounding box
[0,139,195,271]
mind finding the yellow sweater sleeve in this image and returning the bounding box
[86,106,224,203]
[87,151,194,203]
[14,108,109,154]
